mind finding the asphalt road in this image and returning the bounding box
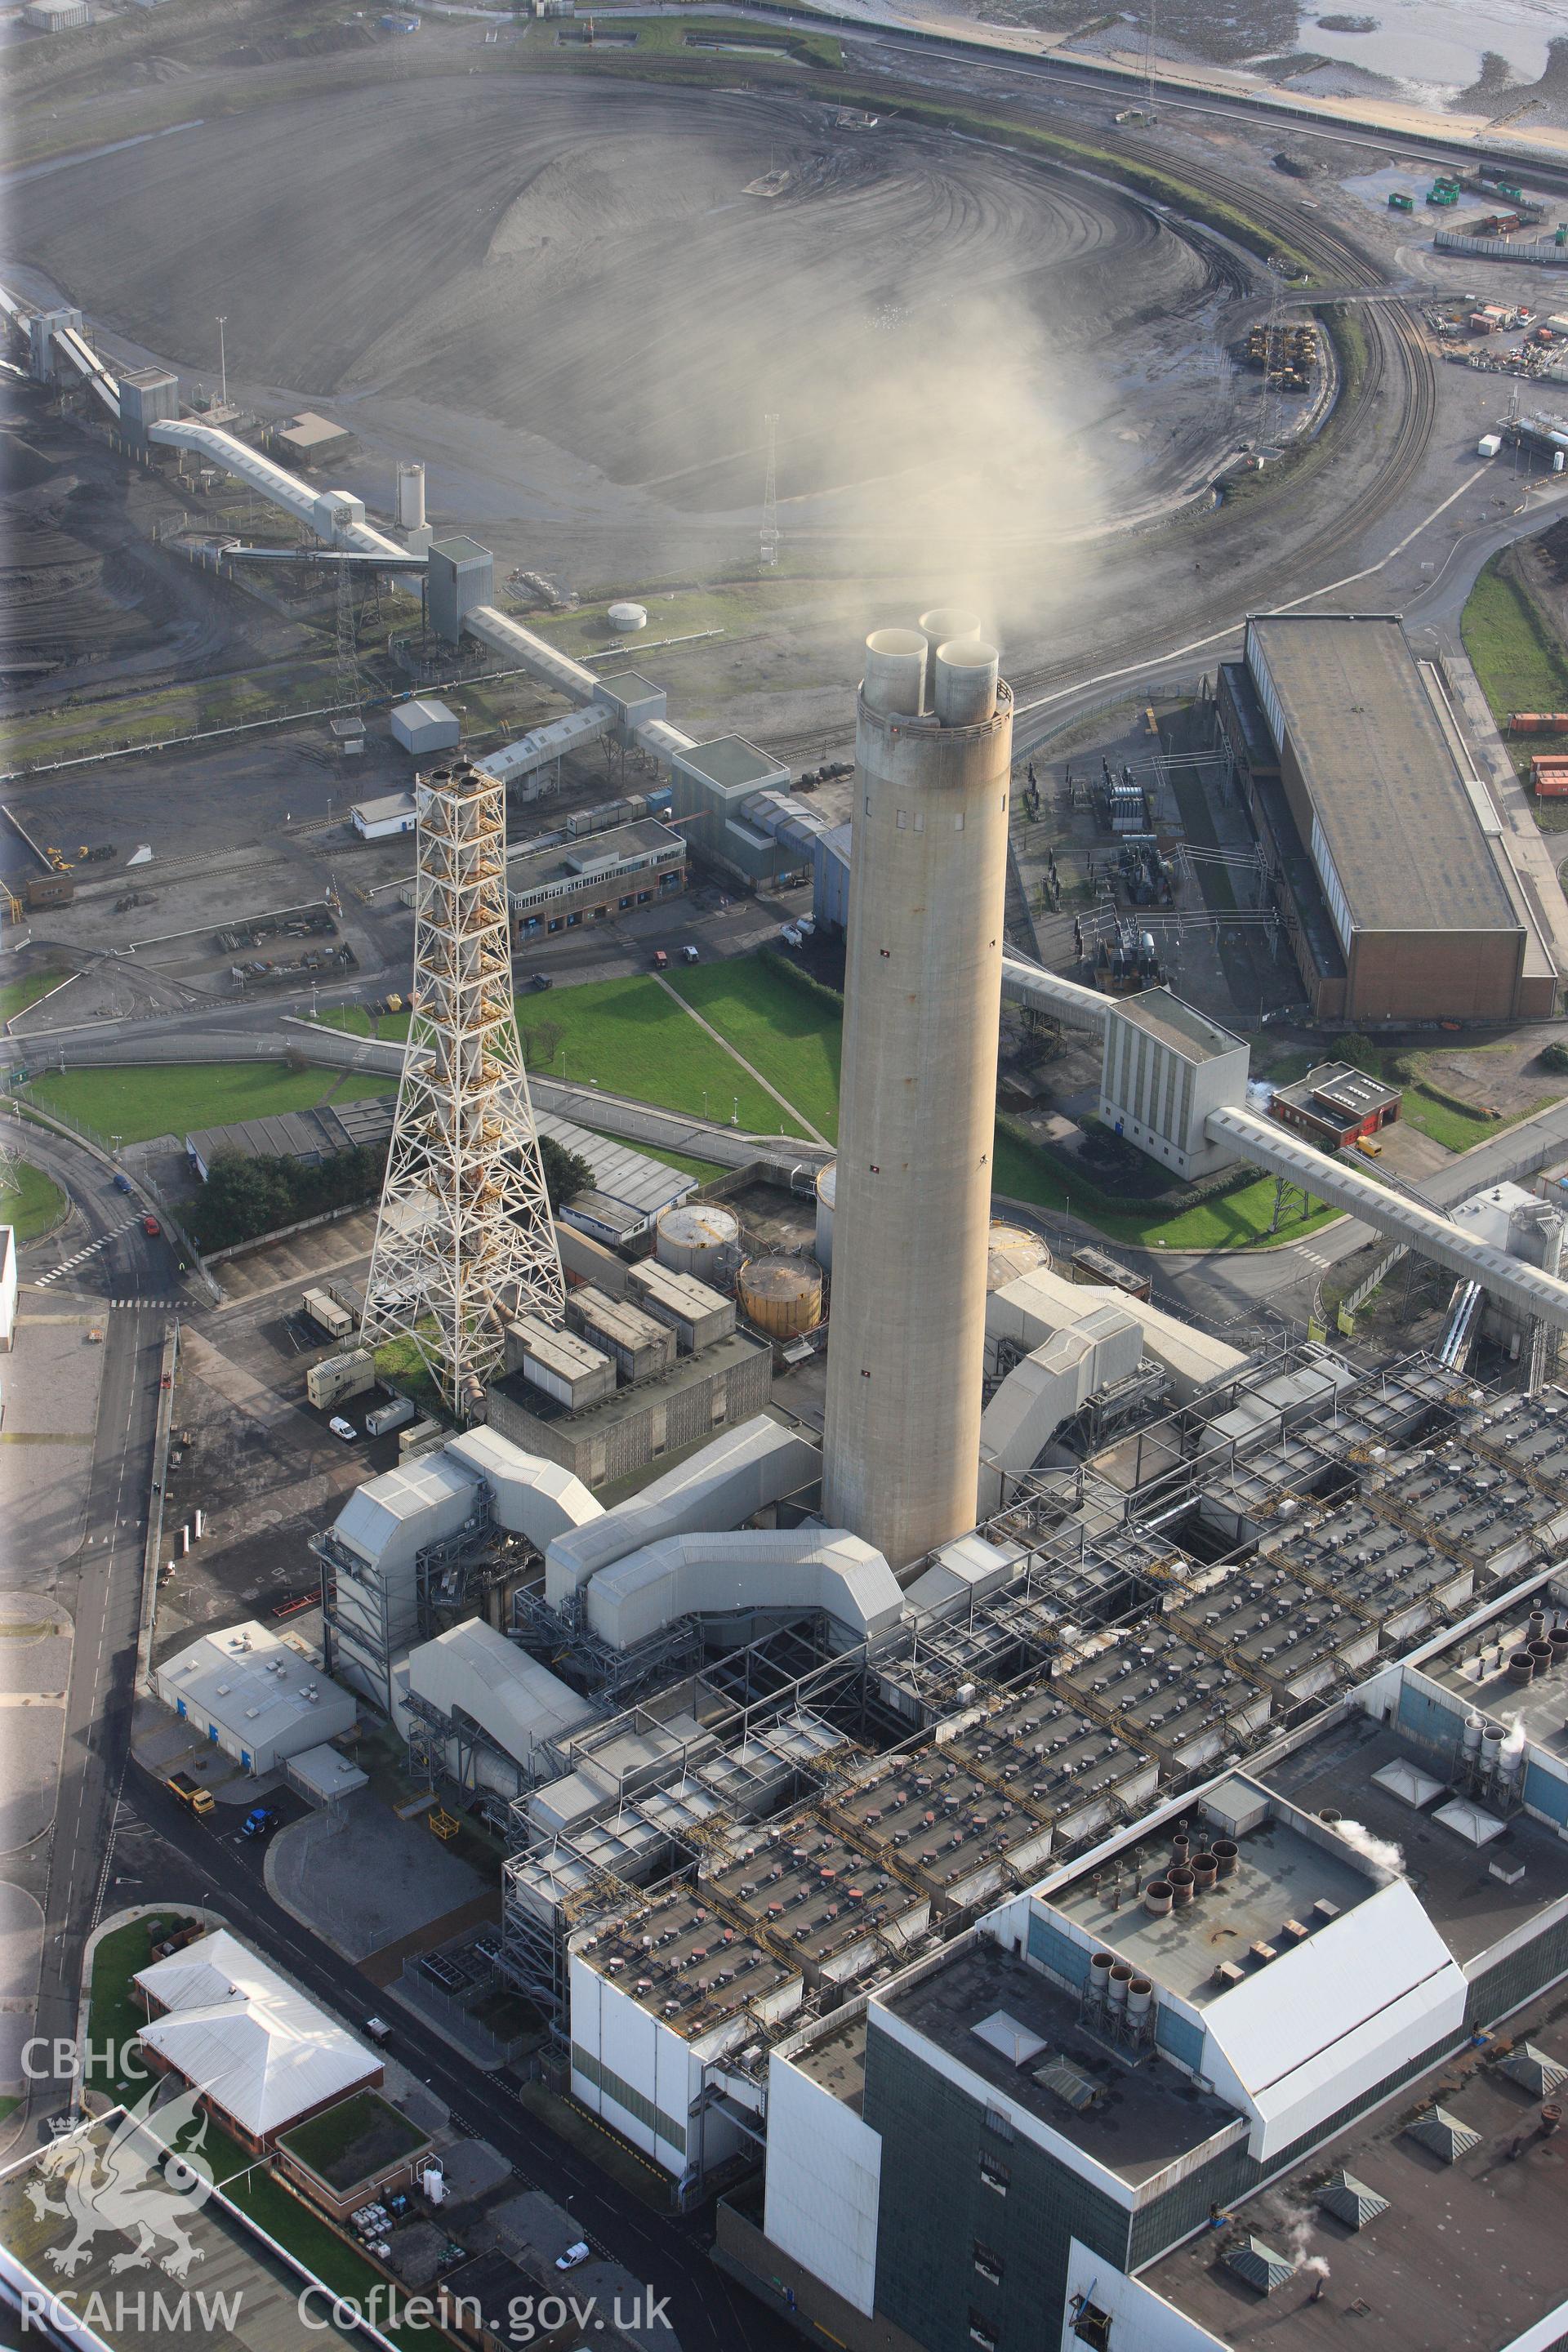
[112,1775,794,2352]
[7,1124,185,2070]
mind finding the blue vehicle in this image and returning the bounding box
[113,1173,132,1194]
[242,1806,279,1840]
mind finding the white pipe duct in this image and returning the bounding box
[464,604,601,703]
[1000,954,1109,1036]
[1208,1104,1568,1332]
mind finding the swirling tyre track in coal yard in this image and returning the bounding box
[768,123,1437,760]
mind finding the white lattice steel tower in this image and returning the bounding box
[361,757,564,1415]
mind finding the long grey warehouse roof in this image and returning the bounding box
[1246,615,1519,936]
[534,1109,695,1218]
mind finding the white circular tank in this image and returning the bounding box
[987,1219,1050,1293]
[655,1200,741,1281]
[608,601,648,633]
[396,461,425,532]
[815,1160,836,1272]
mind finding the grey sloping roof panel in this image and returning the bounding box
[1223,2238,1295,2294]
[1316,2169,1390,2230]
[1247,616,1519,936]
[1499,2043,1568,2096]
[1405,2105,1481,2163]
[534,1109,693,1218]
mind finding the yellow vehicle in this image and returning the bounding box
[1354,1134,1383,1159]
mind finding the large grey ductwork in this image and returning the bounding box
[543,1416,822,1608]
[582,1529,904,1650]
[862,628,929,718]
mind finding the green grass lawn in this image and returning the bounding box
[518,973,809,1138]
[670,957,843,1139]
[991,1126,1337,1249]
[1,1157,66,1244]
[0,968,69,1025]
[1462,558,1568,792]
[85,1919,443,2346]
[25,1063,394,1147]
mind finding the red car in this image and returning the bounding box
[142,1214,162,1238]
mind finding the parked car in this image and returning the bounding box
[141,1214,162,1237]
[652,949,669,970]
[681,945,699,964]
[328,1415,359,1442]
[363,2016,394,2045]
[528,972,553,991]
[242,1806,279,1840]
[113,1173,132,1194]
[1354,1135,1383,1158]
[555,2243,591,2272]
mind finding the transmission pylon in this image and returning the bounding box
[360,757,565,1417]
[1141,0,1157,114]
[759,413,780,573]
[334,560,360,710]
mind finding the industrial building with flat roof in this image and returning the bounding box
[1220,615,1558,1024]
[506,817,686,941]
[1098,989,1250,1181]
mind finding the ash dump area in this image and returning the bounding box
[7,77,1254,558]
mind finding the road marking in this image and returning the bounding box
[35,1218,140,1286]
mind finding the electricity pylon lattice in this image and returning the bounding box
[360,757,564,1415]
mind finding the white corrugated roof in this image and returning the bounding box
[1203,1878,1465,2145]
[136,1931,378,2137]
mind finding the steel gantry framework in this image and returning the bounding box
[361,756,564,1413]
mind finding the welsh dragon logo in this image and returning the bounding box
[24,2087,215,2278]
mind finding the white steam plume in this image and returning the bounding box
[1331,1818,1405,1878]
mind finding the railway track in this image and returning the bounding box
[761,109,1440,770]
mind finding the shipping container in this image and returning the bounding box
[1510,714,1568,735]
[305,1349,376,1409]
[301,1287,353,1342]
[1388,192,1414,212]
[364,1395,417,1438]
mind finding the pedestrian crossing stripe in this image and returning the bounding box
[35,1218,141,1285]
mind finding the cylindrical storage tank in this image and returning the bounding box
[1192,1851,1218,1892]
[608,600,648,633]
[1089,1951,1116,2001]
[1212,1839,1239,1879]
[739,1254,824,1339]
[987,1220,1050,1293]
[1126,1976,1153,2023]
[1462,1713,1484,1757]
[1168,1864,1196,1909]
[396,461,425,531]
[1107,1962,1134,2008]
[917,606,982,703]
[815,1160,836,1273]
[654,1201,741,1283]
[1481,1728,1503,1771]
[933,639,1000,728]
[1508,1650,1536,1686]
[822,610,1013,1568]
[1145,1879,1174,1918]
[862,627,928,717]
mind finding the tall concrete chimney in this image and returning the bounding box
[821,611,1013,1569]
